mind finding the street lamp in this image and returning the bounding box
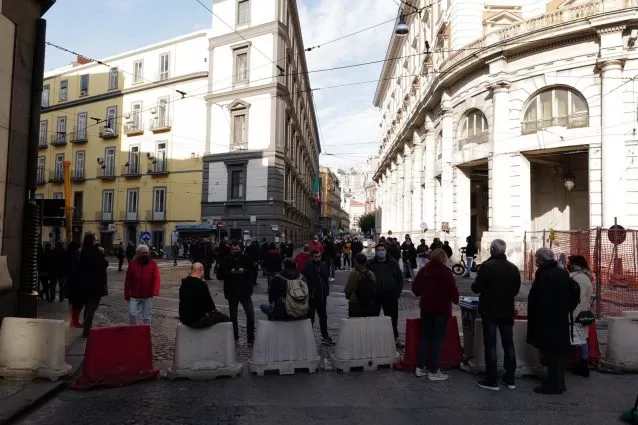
[395,14,409,36]
[563,170,575,192]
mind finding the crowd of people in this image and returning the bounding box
[39,229,595,396]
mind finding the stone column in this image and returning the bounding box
[403,146,413,234]
[422,116,436,235]
[411,129,424,232]
[440,94,454,232]
[454,167,472,250]
[488,81,512,231]
[390,161,399,234]
[394,154,403,233]
[599,57,627,226]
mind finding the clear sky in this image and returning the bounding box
[43,0,398,169]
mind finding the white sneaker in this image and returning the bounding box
[428,370,449,381]
[415,367,428,378]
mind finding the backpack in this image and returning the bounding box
[282,275,309,318]
[356,271,376,304]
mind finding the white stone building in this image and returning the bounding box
[202,0,321,244]
[373,0,638,265]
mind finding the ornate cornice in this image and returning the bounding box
[596,25,626,35]
[488,80,512,93]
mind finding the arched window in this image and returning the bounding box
[522,87,588,135]
[458,109,488,148]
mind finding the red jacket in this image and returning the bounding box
[411,259,459,316]
[124,258,160,300]
[294,252,311,272]
[308,241,324,254]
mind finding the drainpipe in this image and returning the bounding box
[17,18,47,318]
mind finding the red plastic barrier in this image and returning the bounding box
[394,317,463,372]
[71,325,159,390]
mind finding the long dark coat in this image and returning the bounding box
[526,260,571,351]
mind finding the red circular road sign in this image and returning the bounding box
[216,221,225,229]
[608,224,627,246]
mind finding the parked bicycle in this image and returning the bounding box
[452,247,480,277]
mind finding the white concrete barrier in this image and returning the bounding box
[332,317,398,372]
[469,318,543,378]
[0,317,71,381]
[621,311,638,318]
[167,322,242,380]
[249,319,320,376]
[600,316,638,373]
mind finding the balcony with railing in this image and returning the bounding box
[147,158,169,176]
[71,168,86,182]
[148,114,171,133]
[458,131,489,149]
[48,169,64,183]
[124,121,144,136]
[36,168,46,185]
[49,133,67,147]
[97,164,116,180]
[121,162,141,177]
[521,113,589,135]
[120,210,139,222]
[146,209,166,222]
[96,211,113,222]
[99,126,118,139]
[70,126,88,144]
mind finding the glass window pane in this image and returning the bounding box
[571,93,586,113]
[468,113,476,137]
[556,89,568,116]
[540,91,553,119]
[524,102,537,122]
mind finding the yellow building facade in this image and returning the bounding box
[38,31,210,252]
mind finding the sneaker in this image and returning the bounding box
[415,367,428,378]
[428,370,449,381]
[477,379,500,391]
[501,378,516,389]
[329,278,335,282]
[395,340,405,349]
[321,336,336,346]
[459,362,472,373]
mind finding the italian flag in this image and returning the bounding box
[313,174,320,209]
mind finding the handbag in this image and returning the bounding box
[575,310,595,326]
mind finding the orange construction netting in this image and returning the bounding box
[522,228,638,317]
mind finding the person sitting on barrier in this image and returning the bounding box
[260,259,309,321]
[218,241,255,344]
[179,262,230,329]
[367,243,404,349]
[345,253,377,318]
[527,246,572,395]
[566,255,594,378]
[411,248,460,381]
[125,244,161,325]
[471,238,521,391]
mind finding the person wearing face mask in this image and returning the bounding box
[367,243,404,348]
[179,262,230,329]
[308,235,324,254]
[124,244,161,325]
[400,235,417,279]
[302,250,335,345]
[218,241,255,344]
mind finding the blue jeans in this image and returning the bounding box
[416,312,448,372]
[464,257,473,276]
[579,342,588,360]
[482,318,517,384]
[403,261,413,278]
[260,303,273,316]
[129,298,152,324]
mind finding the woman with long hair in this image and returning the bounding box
[567,255,594,377]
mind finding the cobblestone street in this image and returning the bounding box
[12,263,635,425]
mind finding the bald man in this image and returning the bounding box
[178,262,230,329]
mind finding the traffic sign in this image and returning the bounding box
[140,231,152,241]
[216,221,225,229]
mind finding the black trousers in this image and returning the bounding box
[308,296,329,338]
[189,311,231,329]
[543,348,566,391]
[228,296,255,342]
[83,298,101,338]
[373,290,399,339]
